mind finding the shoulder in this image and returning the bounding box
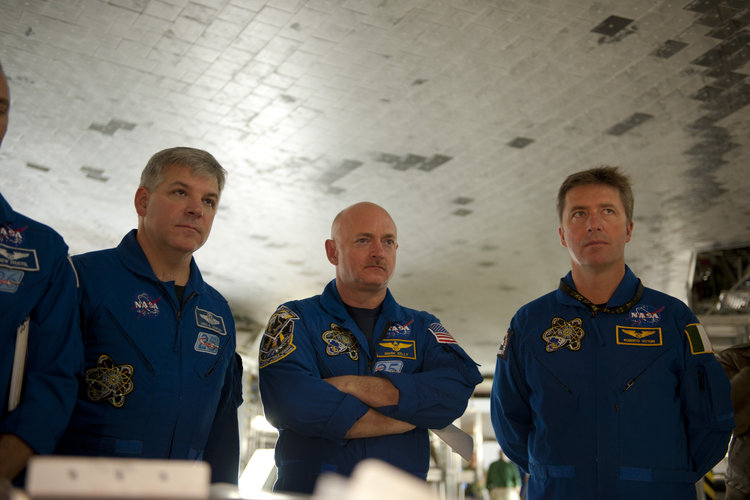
[513,289,558,323]
[71,247,119,273]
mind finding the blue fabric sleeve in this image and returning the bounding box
[259,307,369,442]
[490,318,531,473]
[376,319,482,429]
[0,249,83,454]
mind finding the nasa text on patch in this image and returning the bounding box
[616,325,663,346]
[195,307,227,335]
[376,339,416,359]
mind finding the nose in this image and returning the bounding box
[370,240,384,257]
[586,213,602,232]
[185,197,204,218]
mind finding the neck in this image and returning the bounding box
[569,263,626,304]
[336,282,387,309]
[136,231,192,286]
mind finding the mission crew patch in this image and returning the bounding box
[322,324,359,361]
[85,354,134,408]
[542,317,585,352]
[259,306,298,368]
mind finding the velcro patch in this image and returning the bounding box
[685,323,712,354]
[195,331,220,355]
[195,307,227,335]
[616,325,663,346]
[373,360,404,373]
[0,268,23,293]
[498,329,512,360]
[259,306,298,369]
[429,322,456,344]
[0,243,39,271]
[376,339,416,359]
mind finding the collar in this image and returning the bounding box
[0,192,17,225]
[321,280,406,322]
[557,265,643,315]
[115,229,205,294]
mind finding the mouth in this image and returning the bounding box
[176,224,200,234]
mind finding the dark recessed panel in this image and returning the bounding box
[26,162,50,172]
[393,154,426,171]
[653,39,688,58]
[452,196,474,205]
[453,208,473,216]
[418,154,452,171]
[591,15,634,36]
[508,137,534,148]
[691,85,724,101]
[684,0,722,14]
[605,113,654,136]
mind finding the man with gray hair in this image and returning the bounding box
[0,61,82,482]
[55,147,243,483]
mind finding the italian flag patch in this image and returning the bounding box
[685,323,712,355]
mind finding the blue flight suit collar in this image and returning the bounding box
[557,265,641,310]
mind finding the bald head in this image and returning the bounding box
[326,202,398,308]
[330,202,397,241]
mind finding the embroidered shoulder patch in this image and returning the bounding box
[429,322,457,344]
[685,323,713,354]
[259,306,298,369]
[616,325,663,346]
[542,317,585,352]
[85,354,134,408]
[498,329,513,360]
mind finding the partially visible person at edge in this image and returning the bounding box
[258,201,483,494]
[717,343,750,500]
[0,60,83,483]
[490,165,734,499]
[54,147,243,484]
[486,450,522,500]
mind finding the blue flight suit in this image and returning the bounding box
[56,230,242,483]
[259,280,483,494]
[0,193,82,458]
[491,266,734,500]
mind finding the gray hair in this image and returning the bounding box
[140,147,227,194]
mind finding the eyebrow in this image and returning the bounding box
[168,180,219,200]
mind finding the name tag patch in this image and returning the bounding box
[376,339,416,359]
[616,325,663,346]
[0,243,39,271]
[195,307,227,335]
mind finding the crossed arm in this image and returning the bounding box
[325,375,415,438]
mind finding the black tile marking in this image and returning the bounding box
[508,137,534,148]
[605,113,653,136]
[591,15,634,36]
[653,39,688,58]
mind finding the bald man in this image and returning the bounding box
[258,202,482,494]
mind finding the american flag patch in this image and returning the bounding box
[429,323,456,344]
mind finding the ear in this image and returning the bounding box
[625,220,633,243]
[325,239,338,265]
[134,186,149,217]
[558,226,567,248]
